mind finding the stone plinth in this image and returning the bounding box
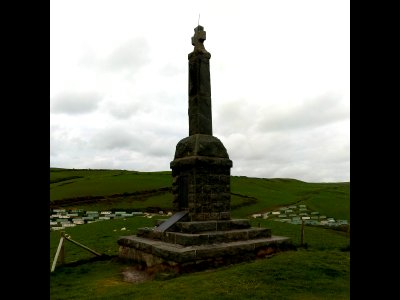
[118,218,292,273]
[118,235,292,271]
[171,134,232,221]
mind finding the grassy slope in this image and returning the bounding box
[230,177,349,220]
[50,169,349,220]
[50,168,350,299]
[51,250,349,300]
[50,169,172,201]
[50,218,349,300]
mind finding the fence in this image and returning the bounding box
[51,231,102,272]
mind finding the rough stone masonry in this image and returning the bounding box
[170,25,233,221]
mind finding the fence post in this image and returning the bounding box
[51,231,65,272]
[60,231,65,265]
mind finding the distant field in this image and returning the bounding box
[50,168,172,201]
[50,168,349,220]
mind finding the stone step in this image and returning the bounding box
[161,227,271,246]
[173,219,251,233]
[136,226,272,246]
[118,235,292,267]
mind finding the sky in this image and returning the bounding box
[50,0,350,183]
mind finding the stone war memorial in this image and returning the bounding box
[118,25,292,273]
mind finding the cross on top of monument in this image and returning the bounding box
[191,25,209,54]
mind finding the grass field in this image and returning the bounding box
[50,168,350,299]
[50,168,349,219]
[50,168,172,202]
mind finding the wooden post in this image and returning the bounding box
[51,233,65,272]
[51,232,103,272]
[64,235,102,257]
[300,220,304,246]
[60,231,65,265]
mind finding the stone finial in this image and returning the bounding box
[191,25,209,55]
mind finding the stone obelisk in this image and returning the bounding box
[117,26,292,273]
[170,25,233,221]
[188,25,212,136]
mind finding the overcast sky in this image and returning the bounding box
[50,0,349,183]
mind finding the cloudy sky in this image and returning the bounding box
[50,0,349,183]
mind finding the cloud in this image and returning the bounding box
[215,92,348,137]
[50,125,89,159]
[214,98,257,136]
[159,63,185,77]
[50,1,349,182]
[104,38,150,71]
[219,117,349,182]
[255,92,349,132]
[89,125,176,158]
[80,37,151,74]
[101,98,144,120]
[90,127,138,150]
[51,91,102,115]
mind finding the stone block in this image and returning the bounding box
[191,213,205,221]
[207,232,227,244]
[195,246,230,260]
[220,212,230,220]
[134,240,153,253]
[248,228,272,239]
[168,249,197,263]
[224,230,248,241]
[175,233,209,246]
[215,220,230,231]
[209,212,219,220]
[176,221,215,233]
[151,246,173,260]
[162,232,176,244]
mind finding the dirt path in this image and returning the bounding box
[121,266,153,283]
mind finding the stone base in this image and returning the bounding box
[118,218,293,273]
[118,235,293,273]
[170,135,233,221]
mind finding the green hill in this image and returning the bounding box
[50,168,349,220]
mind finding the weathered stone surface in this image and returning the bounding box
[136,228,162,240]
[173,219,251,233]
[188,25,212,135]
[190,25,210,57]
[161,232,176,244]
[119,235,291,266]
[136,227,153,237]
[118,233,293,273]
[170,154,232,221]
[223,230,249,241]
[248,228,272,239]
[169,25,233,222]
[222,219,251,230]
[174,233,209,246]
[176,221,216,233]
[156,228,271,246]
[173,134,230,159]
[119,246,160,266]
